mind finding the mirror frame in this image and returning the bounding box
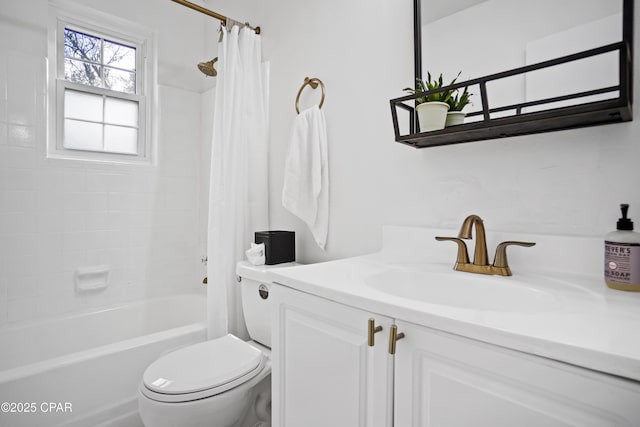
[394,0,635,148]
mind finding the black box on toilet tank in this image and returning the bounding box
[254,231,295,265]
[254,230,296,265]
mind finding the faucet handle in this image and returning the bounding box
[493,241,536,269]
[435,237,470,264]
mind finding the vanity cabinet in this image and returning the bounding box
[271,284,395,427]
[272,285,640,427]
[394,320,640,426]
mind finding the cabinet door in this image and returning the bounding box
[272,284,394,427]
[394,320,640,427]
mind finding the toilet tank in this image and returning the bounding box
[236,261,298,348]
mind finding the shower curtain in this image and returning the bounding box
[207,25,269,339]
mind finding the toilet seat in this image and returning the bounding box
[141,334,265,403]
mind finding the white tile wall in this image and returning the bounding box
[0,44,206,324]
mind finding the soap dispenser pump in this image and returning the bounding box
[605,204,640,291]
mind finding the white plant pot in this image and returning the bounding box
[416,101,450,132]
[445,111,467,127]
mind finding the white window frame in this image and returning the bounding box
[47,0,156,164]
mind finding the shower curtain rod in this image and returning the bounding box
[170,0,261,34]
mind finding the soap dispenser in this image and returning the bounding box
[605,204,640,291]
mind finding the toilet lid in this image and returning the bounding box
[143,334,264,395]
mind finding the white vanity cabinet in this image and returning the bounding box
[272,285,640,427]
[271,284,395,427]
[393,320,640,427]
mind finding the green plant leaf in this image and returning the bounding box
[406,71,472,106]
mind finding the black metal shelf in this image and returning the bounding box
[393,0,634,149]
[395,99,631,149]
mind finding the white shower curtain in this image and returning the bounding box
[207,25,269,339]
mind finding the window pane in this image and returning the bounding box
[65,89,103,122]
[64,28,101,63]
[104,125,138,154]
[104,67,135,94]
[64,119,103,151]
[104,40,136,71]
[65,58,102,87]
[105,97,138,127]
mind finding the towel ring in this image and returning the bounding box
[295,77,325,114]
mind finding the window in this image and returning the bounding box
[48,2,155,163]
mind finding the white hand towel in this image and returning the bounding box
[282,105,329,249]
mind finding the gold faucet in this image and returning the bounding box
[436,215,535,276]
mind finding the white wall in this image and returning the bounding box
[0,0,212,325]
[260,0,640,264]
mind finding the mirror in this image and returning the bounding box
[392,0,633,147]
[414,0,632,123]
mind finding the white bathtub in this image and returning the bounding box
[0,294,207,427]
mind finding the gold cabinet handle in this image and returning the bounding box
[388,325,405,355]
[368,318,383,347]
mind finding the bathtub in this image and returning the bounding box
[0,294,207,427]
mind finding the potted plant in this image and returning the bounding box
[405,72,459,132]
[445,86,472,127]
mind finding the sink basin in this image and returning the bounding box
[365,269,564,312]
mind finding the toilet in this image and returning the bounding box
[138,261,295,427]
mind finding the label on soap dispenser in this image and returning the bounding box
[605,241,640,284]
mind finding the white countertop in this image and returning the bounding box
[268,226,640,382]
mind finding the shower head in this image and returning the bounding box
[197,57,218,77]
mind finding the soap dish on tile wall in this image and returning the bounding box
[75,265,110,292]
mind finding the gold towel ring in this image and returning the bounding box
[295,77,325,114]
